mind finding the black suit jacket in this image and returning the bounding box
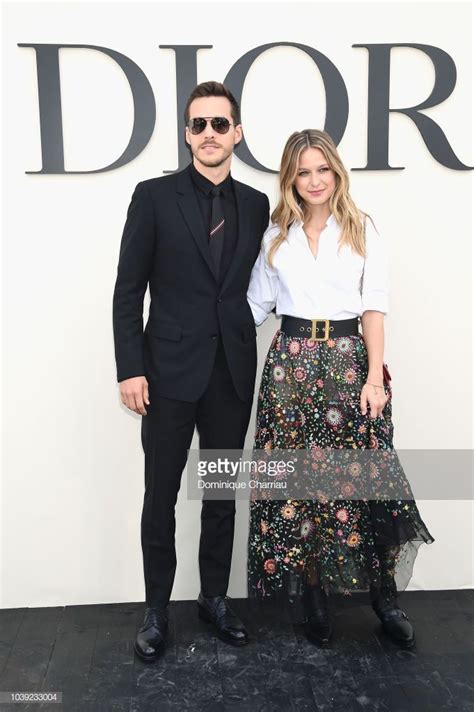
[112,165,270,402]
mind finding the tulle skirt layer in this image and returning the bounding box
[247,329,434,610]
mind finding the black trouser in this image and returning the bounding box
[140,337,253,609]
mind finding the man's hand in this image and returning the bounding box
[119,376,150,415]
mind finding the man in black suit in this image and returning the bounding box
[113,81,270,661]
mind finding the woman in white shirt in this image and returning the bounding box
[246,129,434,649]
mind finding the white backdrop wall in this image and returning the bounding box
[2,1,472,608]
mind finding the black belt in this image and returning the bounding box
[281,315,360,341]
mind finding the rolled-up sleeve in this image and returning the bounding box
[247,232,279,326]
[361,218,389,315]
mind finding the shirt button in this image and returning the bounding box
[217,298,223,304]
[211,334,218,340]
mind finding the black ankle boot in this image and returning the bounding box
[370,586,415,649]
[303,584,333,645]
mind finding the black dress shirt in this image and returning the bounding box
[188,162,238,283]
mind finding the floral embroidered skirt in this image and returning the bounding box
[247,329,434,608]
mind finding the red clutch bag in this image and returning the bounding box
[382,363,392,385]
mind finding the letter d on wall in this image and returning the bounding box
[18,44,156,174]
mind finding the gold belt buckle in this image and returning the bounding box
[310,318,330,342]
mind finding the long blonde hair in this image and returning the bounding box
[268,129,374,266]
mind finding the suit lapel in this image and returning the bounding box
[221,180,250,291]
[176,167,217,281]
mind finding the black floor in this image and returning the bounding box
[0,590,472,711]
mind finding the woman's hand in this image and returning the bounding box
[360,382,388,419]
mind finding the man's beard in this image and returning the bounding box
[193,145,233,168]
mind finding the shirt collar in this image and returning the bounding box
[189,162,233,196]
[294,213,337,229]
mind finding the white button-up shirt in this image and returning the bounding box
[247,214,389,325]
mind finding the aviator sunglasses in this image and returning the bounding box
[188,116,235,135]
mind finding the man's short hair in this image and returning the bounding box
[184,81,241,125]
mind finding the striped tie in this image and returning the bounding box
[209,186,225,277]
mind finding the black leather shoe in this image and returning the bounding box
[197,593,249,646]
[303,584,333,645]
[373,605,415,649]
[134,606,168,662]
